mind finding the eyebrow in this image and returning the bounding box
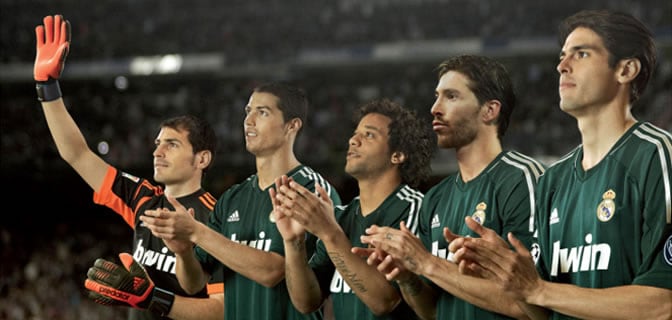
[362,124,385,134]
[156,137,181,144]
[247,105,273,111]
[437,88,460,96]
[559,44,598,57]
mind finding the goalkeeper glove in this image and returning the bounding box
[84,253,175,316]
[34,14,71,101]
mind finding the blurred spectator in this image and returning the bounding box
[0,1,669,318]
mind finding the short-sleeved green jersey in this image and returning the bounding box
[534,122,672,319]
[309,184,423,320]
[195,165,342,320]
[419,151,545,320]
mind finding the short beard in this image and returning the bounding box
[437,125,477,149]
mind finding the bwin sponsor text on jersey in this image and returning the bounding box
[550,233,611,276]
[133,240,177,273]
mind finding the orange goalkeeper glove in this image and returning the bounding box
[34,14,71,101]
[84,253,175,316]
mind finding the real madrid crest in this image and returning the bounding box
[596,189,616,222]
[471,202,487,225]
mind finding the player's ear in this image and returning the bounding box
[391,151,406,165]
[617,58,641,84]
[196,150,212,169]
[286,118,302,134]
[482,100,501,124]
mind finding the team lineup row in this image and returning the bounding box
[33,8,671,320]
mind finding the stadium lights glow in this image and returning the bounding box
[129,54,183,75]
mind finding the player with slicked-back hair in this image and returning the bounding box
[254,81,309,128]
[436,55,517,139]
[450,10,672,320]
[558,9,656,103]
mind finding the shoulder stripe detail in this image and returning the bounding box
[296,166,314,178]
[505,151,546,180]
[396,185,424,235]
[502,154,539,232]
[199,192,217,211]
[634,124,672,224]
[314,172,332,195]
[293,166,333,197]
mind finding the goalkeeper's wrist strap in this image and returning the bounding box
[148,287,175,316]
[36,80,62,102]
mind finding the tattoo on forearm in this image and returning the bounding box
[329,251,367,293]
[405,256,418,270]
[398,277,423,297]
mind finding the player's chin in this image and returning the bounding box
[153,171,167,183]
[344,165,364,179]
[436,137,454,149]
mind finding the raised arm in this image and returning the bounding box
[35,15,108,191]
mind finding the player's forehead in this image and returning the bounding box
[247,91,281,112]
[436,70,472,94]
[156,126,189,144]
[561,27,606,54]
[357,113,391,135]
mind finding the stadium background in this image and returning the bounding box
[1,1,670,319]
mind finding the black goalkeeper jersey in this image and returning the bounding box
[94,166,221,320]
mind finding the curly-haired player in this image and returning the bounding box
[272,98,434,319]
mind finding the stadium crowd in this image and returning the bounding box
[2,0,671,64]
[0,1,670,319]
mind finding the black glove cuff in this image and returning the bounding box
[36,79,62,102]
[148,287,175,317]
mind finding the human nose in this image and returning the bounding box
[557,56,570,74]
[430,98,442,117]
[244,112,254,126]
[349,133,361,146]
[153,144,164,158]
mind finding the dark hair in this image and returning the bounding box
[160,115,217,173]
[354,98,434,188]
[253,81,309,129]
[558,9,656,103]
[436,55,516,139]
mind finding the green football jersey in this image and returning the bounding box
[310,184,423,320]
[195,165,342,320]
[419,151,545,320]
[535,122,672,319]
